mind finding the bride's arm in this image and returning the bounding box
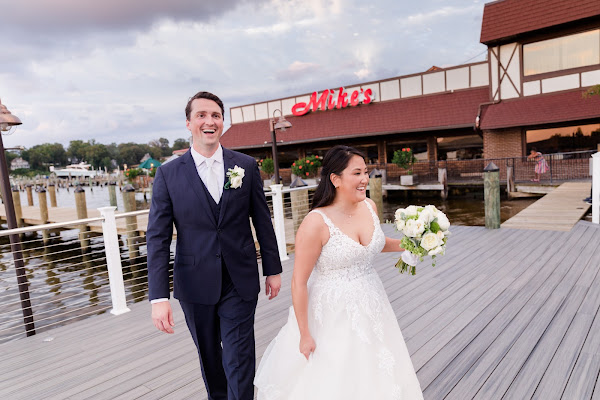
[291,212,326,359]
[365,198,406,253]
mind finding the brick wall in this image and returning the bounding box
[483,128,525,159]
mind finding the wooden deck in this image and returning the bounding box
[502,181,592,231]
[1,221,600,399]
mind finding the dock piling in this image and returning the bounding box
[484,162,501,229]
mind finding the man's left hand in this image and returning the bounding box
[265,274,281,300]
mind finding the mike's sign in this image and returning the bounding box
[291,87,374,116]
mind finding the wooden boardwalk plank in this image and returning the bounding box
[502,182,591,231]
[0,221,599,400]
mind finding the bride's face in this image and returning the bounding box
[332,155,369,202]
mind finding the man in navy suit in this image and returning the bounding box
[147,91,282,400]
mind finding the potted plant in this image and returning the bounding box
[392,148,418,186]
[259,158,274,185]
[291,155,321,185]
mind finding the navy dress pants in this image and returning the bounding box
[179,266,258,400]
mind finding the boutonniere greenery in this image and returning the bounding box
[225,165,245,189]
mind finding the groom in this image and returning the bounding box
[147,91,282,400]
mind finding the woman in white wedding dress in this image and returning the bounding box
[254,146,424,400]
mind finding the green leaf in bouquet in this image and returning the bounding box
[430,221,440,233]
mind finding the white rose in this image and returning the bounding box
[424,205,439,216]
[404,205,418,217]
[429,246,445,256]
[418,208,435,224]
[395,219,405,231]
[436,212,450,231]
[231,175,243,188]
[404,219,425,237]
[436,231,444,239]
[420,232,441,251]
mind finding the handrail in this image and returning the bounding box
[0,209,150,237]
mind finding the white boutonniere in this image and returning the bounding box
[225,165,245,189]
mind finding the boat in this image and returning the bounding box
[49,162,102,178]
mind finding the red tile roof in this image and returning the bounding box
[479,89,600,130]
[221,88,489,149]
[480,0,600,45]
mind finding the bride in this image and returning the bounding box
[254,145,424,399]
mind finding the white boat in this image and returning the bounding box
[49,163,102,178]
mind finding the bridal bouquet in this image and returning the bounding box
[394,205,450,275]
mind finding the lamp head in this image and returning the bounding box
[0,99,22,134]
[272,109,292,131]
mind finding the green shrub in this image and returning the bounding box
[259,158,274,175]
[392,148,416,174]
[291,155,321,178]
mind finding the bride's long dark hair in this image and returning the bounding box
[311,145,366,210]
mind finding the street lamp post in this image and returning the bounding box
[0,99,35,336]
[269,109,292,185]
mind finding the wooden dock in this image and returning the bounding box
[1,220,600,399]
[502,181,592,231]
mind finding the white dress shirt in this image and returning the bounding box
[151,145,224,305]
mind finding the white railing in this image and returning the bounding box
[0,185,317,343]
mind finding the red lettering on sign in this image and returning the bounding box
[291,87,374,116]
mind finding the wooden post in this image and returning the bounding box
[48,183,57,207]
[38,187,50,244]
[506,166,516,199]
[74,186,90,251]
[123,185,140,262]
[12,188,24,227]
[438,168,448,200]
[290,188,309,236]
[108,182,117,208]
[484,162,501,229]
[25,184,34,206]
[369,176,384,223]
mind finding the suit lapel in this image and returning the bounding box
[218,148,235,225]
[180,150,217,226]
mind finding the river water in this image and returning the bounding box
[0,186,538,342]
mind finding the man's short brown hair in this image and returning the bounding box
[185,91,224,121]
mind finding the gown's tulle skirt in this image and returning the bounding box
[254,272,424,400]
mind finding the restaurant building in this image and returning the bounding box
[220,0,600,179]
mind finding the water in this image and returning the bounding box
[17,185,151,212]
[382,191,539,226]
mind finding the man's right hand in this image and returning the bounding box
[152,301,175,334]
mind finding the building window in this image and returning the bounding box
[523,29,600,76]
[526,123,600,153]
[437,135,483,160]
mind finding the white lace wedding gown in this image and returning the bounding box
[254,200,424,400]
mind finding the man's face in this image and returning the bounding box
[186,98,224,152]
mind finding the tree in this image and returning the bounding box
[172,138,189,151]
[149,137,171,157]
[23,143,68,170]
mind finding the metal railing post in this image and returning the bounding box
[98,206,131,315]
[269,184,289,261]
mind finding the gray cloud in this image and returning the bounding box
[2,0,264,34]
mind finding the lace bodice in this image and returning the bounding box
[310,200,385,280]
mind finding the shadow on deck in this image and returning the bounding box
[1,221,600,399]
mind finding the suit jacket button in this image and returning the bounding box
[216,254,221,258]
[217,229,222,234]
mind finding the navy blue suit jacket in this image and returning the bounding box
[146,148,282,305]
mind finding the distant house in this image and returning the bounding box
[10,158,30,170]
[140,153,152,163]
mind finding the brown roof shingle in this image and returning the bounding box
[220,88,490,150]
[479,89,600,130]
[480,0,600,45]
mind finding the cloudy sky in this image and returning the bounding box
[0,0,487,149]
